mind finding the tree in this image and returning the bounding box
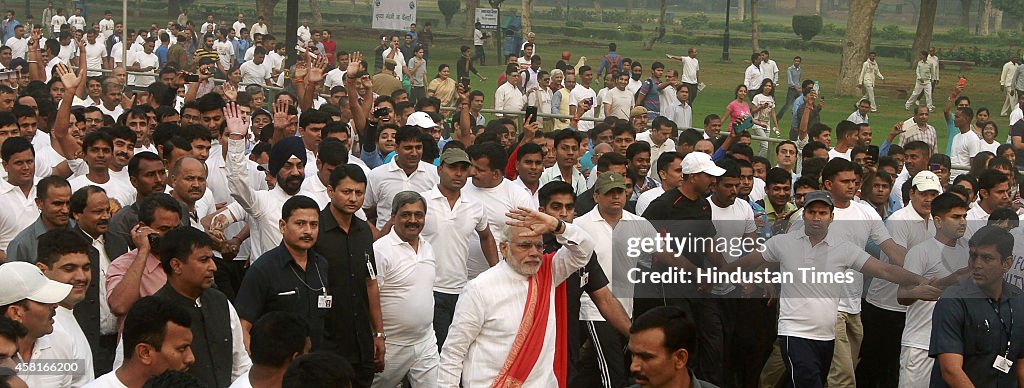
[960,0,972,32]
[438,0,461,27]
[838,0,882,96]
[522,0,533,35]
[311,0,324,27]
[135,0,141,17]
[256,0,281,30]
[593,0,603,20]
[993,0,1023,30]
[910,0,937,67]
[737,0,745,21]
[751,0,760,52]
[642,0,667,49]
[980,0,992,35]
[466,0,480,37]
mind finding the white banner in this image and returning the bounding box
[475,8,498,30]
[372,0,417,31]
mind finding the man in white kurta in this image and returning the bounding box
[438,209,595,387]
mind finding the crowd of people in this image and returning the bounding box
[0,4,1021,388]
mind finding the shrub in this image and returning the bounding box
[437,0,460,26]
[792,15,823,41]
[566,19,584,28]
[878,25,904,41]
[678,13,709,32]
[626,24,643,32]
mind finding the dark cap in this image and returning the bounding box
[594,172,627,195]
[439,148,471,166]
[267,137,307,176]
[803,190,834,209]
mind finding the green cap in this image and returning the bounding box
[439,148,471,166]
[594,172,627,195]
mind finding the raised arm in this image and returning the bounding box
[52,63,83,159]
[222,102,261,217]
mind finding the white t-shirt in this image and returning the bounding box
[373,230,437,345]
[127,51,159,87]
[85,41,106,76]
[680,56,699,84]
[68,15,86,30]
[69,174,137,208]
[464,179,538,279]
[232,21,246,36]
[866,204,935,312]
[420,186,489,294]
[979,138,1000,155]
[99,19,116,40]
[792,200,891,315]
[51,15,66,33]
[603,87,633,120]
[4,36,26,59]
[949,129,981,176]
[109,41,124,63]
[762,231,870,341]
[576,209,656,320]
[635,186,664,217]
[827,147,852,161]
[901,238,968,350]
[324,68,347,90]
[58,42,77,63]
[239,60,270,86]
[709,196,756,295]
[569,84,598,131]
[214,39,235,69]
[83,370,128,388]
[363,160,439,229]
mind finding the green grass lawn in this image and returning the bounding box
[48,0,1015,154]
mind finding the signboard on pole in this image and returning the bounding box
[475,8,498,30]
[372,0,417,31]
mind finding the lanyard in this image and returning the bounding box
[987,298,1014,356]
[290,259,327,295]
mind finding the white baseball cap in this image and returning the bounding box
[406,111,438,129]
[0,262,72,306]
[681,152,726,176]
[912,171,943,193]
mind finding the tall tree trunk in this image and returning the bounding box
[737,0,745,21]
[310,0,323,27]
[751,0,760,52]
[256,0,281,31]
[994,9,1003,31]
[522,0,533,35]
[911,0,937,67]
[593,0,603,20]
[980,0,992,35]
[135,0,141,17]
[960,0,972,32]
[465,0,479,38]
[838,0,882,96]
[642,0,666,49]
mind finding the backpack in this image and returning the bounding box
[604,53,622,75]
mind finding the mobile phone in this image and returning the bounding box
[812,80,820,94]
[929,163,942,172]
[147,233,161,250]
[459,76,470,88]
[957,77,967,89]
[373,107,390,118]
[867,145,879,163]
[525,106,538,124]
[184,73,199,82]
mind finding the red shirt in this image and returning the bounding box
[322,39,337,65]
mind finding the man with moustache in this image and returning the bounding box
[420,149,498,349]
[0,136,41,258]
[69,186,118,374]
[511,143,544,204]
[8,176,73,263]
[105,152,168,259]
[216,103,306,258]
[372,191,439,386]
[35,229,99,380]
[236,196,329,348]
[0,261,86,387]
[149,227,251,387]
[168,157,214,228]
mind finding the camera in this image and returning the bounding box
[373,107,391,118]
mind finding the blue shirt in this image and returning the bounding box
[791,95,806,127]
[2,19,18,42]
[155,45,168,66]
[233,39,252,65]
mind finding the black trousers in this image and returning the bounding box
[730,297,778,388]
[570,320,629,388]
[433,291,459,350]
[855,302,905,387]
[780,336,834,388]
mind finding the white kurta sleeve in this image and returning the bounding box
[438,284,486,387]
[227,301,253,382]
[551,223,595,284]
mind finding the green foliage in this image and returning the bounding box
[993,0,1024,19]
[877,25,907,41]
[791,15,823,41]
[626,24,643,32]
[437,0,460,27]
[566,20,584,28]
[942,46,1022,68]
[678,13,709,32]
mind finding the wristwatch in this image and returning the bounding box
[374,332,387,340]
